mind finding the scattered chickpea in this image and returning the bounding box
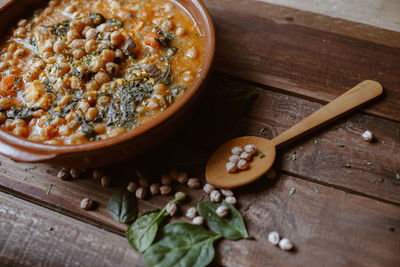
[161,174,172,185]
[240,152,251,161]
[160,185,172,195]
[268,231,280,246]
[220,189,233,197]
[176,172,188,184]
[149,183,160,195]
[225,162,237,173]
[203,183,214,194]
[136,187,147,199]
[138,177,149,187]
[216,205,229,217]
[101,175,112,187]
[279,238,294,251]
[70,168,80,179]
[126,181,137,193]
[225,196,237,205]
[229,154,240,163]
[192,216,204,225]
[244,144,257,154]
[210,190,222,202]
[187,178,201,189]
[186,207,197,219]
[362,130,373,142]
[57,168,70,180]
[166,202,178,216]
[80,198,95,210]
[237,159,249,170]
[231,146,243,155]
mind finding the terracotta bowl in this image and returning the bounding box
[0,0,215,167]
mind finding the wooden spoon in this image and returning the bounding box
[206,80,382,189]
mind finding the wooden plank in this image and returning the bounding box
[258,0,400,32]
[1,174,399,266]
[0,192,145,266]
[203,0,400,121]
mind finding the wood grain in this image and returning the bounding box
[204,0,400,121]
[0,192,145,267]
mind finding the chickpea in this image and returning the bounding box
[161,20,173,32]
[65,112,77,122]
[162,3,173,12]
[2,52,12,60]
[86,80,100,91]
[43,7,53,16]
[45,139,62,145]
[85,39,98,53]
[14,27,27,38]
[64,5,76,13]
[175,27,186,37]
[90,56,105,72]
[105,62,119,76]
[85,28,98,40]
[59,125,72,136]
[0,98,14,110]
[82,26,92,36]
[72,48,85,59]
[97,23,114,33]
[101,49,115,63]
[85,107,98,121]
[70,20,85,34]
[114,49,123,59]
[53,40,66,54]
[109,127,126,137]
[186,47,197,59]
[69,39,86,49]
[78,101,90,113]
[57,63,71,76]
[93,123,106,134]
[154,84,167,95]
[54,77,71,92]
[110,31,125,46]
[97,95,111,106]
[17,19,28,27]
[59,94,72,107]
[50,117,65,126]
[0,113,6,124]
[0,61,10,71]
[30,135,42,142]
[94,72,110,85]
[66,29,80,44]
[41,125,58,140]
[182,71,194,83]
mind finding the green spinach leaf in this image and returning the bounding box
[197,200,248,240]
[126,193,185,252]
[126,209,168,252]
[144,222,221,267]
[108,189,138,223]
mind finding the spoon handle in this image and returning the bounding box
[272,80,382,147]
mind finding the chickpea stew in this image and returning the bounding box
[0,0,204,145]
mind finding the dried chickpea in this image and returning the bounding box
[160,185,172,195]
[136,187,146,199]
[57,168,70,180]
[80,198,94,210]
[161,174,172,185]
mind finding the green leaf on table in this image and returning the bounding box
[197,200,248,240]
[126,209,168,252]
[108,189,138,223]
[126,193,185,252]
[144,222,221,267]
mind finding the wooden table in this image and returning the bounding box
[1,0,400,266]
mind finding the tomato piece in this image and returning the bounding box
[144,32,161,49]
[0,75,23,97]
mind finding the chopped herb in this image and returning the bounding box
[396,173,400,180]
[46,226,53,231]
[366,162,373,166]
[289,187,296,196]
[289,151,296,161]
[224,245,232,252]
[46,184,53,195]
[24,166,37,172]
[313,187,320,193]
[258,128,267,135]
[378,178,384,183]
[258,152,265,158]
[22,176,27,181]
[14,77,21,85]
[336,142,345,147]
[343,163,351,168]
[347,170,353,174]
[314,139,318,144]
[290,115,295,120]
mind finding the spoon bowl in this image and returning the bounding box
[206,136,276,188]
[206,80,383,188]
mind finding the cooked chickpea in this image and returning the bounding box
[154,84,167,95]
[59,125,72,136]
[94,72,110,85]
[41,125,58,140]
[30,135,42,142]
[0,98,14,110]
[43,40,54,52]
[14,27,27,38]
[70,20,85,34]
[85,39,98,53]
[85,107,98,121]
[59,94,72,107]
[105,62,119,76]
[101,49,115,63]
[65,112,77,122]
[86,80,100,91]
[161,20,173,31]
[85,28,98,40]
[50,117,65,126]
[57,63,71,76]
[109,31,125,47]
[0,113,6,124]
[17,19,28,27]
[82,26,92,36]
[182,71,194,83]
[66,29,80,44]
[97,23,114,33]
[69,39,86,49]
[13,126,29,137]
[175,27,186,37]
[72,48,85,59]
[64,5,76,13]
[97,95,111,106]
[53,40,66,54]
[78,101,90,113]
[0,61,10,71]
[109,127,126,137]
[186,47,197,59]
[90,56,105,72]
[94,123,106,134]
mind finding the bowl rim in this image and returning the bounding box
[0,0,215,159]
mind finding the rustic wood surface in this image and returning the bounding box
[1,0,400,266]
